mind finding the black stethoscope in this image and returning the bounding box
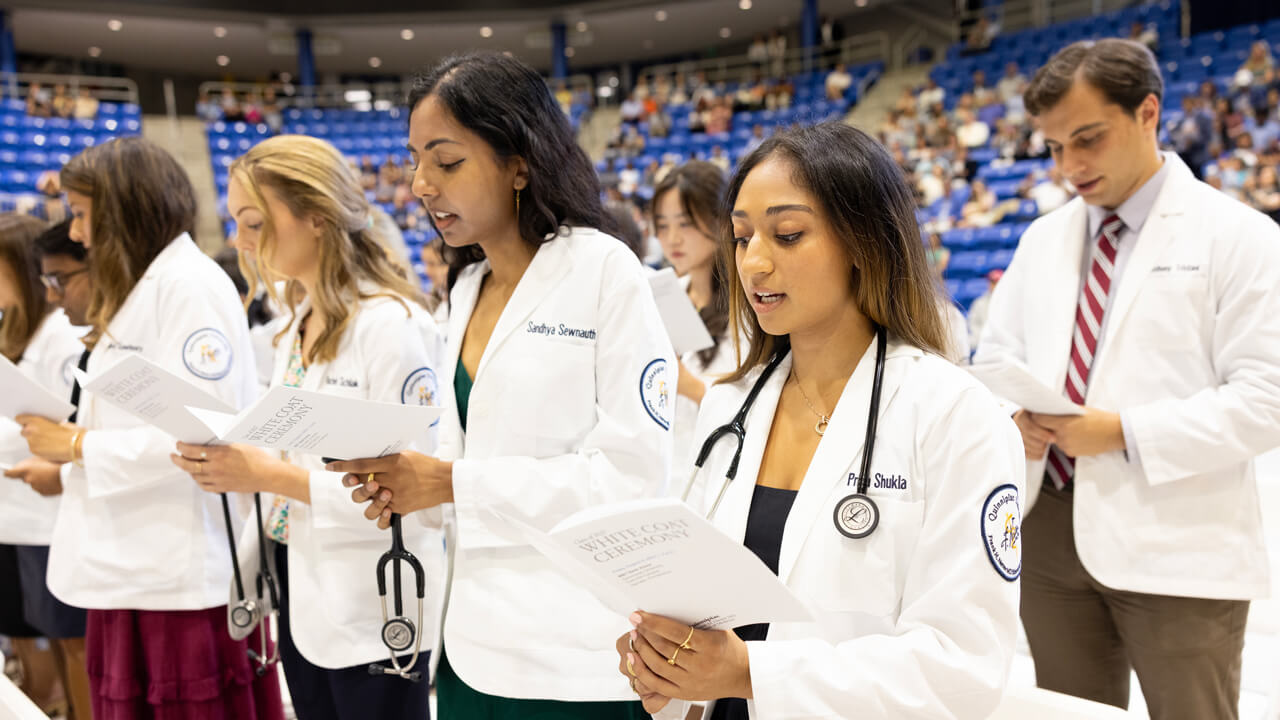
[370,512,427,682]
[682,326,886,539]
[321,458,428,683]
[221,492,280,676]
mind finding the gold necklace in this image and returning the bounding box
[791,371,830,436]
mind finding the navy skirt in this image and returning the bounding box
[0,543,38,637]
[16,544,87,638]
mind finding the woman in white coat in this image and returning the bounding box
[333,51,675,718]
[616,123,1026,720]
[650,161,741,469]
[423,236,450,332]
[16,137,283,719]
[0,214,89,717]
[169,135,446,720]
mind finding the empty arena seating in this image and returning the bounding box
[0,96,141,213]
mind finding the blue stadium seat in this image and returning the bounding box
[947,251,989,279]
[988,248,1016,272]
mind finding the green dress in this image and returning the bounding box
[439,358,646,719]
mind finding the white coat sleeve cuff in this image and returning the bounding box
[1124,401,1186,486]
[648,701,695,720]
[1120,411,1142,467]
[307,469,369,532]
[449,458,522,549]
[80,428,174,499]
[744,641,789,718]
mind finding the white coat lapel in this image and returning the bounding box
[777,340,914,584]
[1041,203,1089,393]
[280,298,331,393]
[269,305,302,390]
[475,236,573,380]
[711,355,791,547]
[445,262,487,384]
[1091,159,1191,372]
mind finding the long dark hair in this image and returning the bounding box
[719,123,949,383]
[0,214,52,362]
[407,51,614,287]
[61,137,197,348]
[651,161,729,367]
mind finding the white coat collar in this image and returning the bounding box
[272,295,329,393]
[100,234,198,343]
[446,231,577,384]
[1041,202,1090,389]
[269,279,403,391]
[1093,153,1193,360]
[710,337,920,583]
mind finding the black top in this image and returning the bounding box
[68,348,90,424]
[709,484,798,720]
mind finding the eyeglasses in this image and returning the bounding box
[39,267,87,296]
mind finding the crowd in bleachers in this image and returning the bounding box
[193,2,1280,309]
[0,96,142,222]
[885,1,1280,310]
[197,86,287,134]
[597,62,882,202]
[22,83,100,121]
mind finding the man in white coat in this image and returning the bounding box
[976,39,1280,720]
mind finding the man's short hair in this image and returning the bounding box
[33,219,86,262]
[1024,38,1164,117]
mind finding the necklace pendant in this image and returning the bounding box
[816,417,829,436]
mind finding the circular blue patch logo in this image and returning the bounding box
[402,366,440,429]
[182,328,234,381]
[639,358,671,430]
[981,483,1022,582]
[400,366,439,407]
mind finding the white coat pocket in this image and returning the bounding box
[505,342,596,449]
[811,497,925,617]
[81,483,196,586]
[1133,272,1209,350]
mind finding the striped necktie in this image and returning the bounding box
[1045,213,1123,492]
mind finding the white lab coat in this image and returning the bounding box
[944,302,970,364]
[429,227,676,700]
[0,310,84,544]
[47,234,259,610]
[249,314,289,394]
[658,338,1024,720]
[232,290,448,669]
[672,336,741,483]
[975,153,1280,600]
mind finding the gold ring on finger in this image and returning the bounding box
[368,472,375,484]
[627,656,636,677]
[630,677,638,693]
[679,626,695,650]
[667,645,682,666]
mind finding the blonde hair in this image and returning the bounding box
[229,135,425,365]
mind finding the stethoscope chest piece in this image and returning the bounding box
[381,616,417,654]
[230,600,260,631]
[833,493,880,539]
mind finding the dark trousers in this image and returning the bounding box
[1020,483,1249,720]
[275,543,431,720]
